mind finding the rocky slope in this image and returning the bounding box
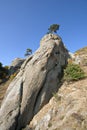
[27,78,87,130]
[0,34,68,130]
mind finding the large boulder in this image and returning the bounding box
[0,34,68,130]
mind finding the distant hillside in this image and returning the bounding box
[75,46,87,72]
[75,46,87,55]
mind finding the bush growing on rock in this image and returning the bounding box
[64,63,85,81]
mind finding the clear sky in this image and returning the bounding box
[0,0,87,65]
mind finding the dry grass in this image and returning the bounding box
[0,79,12,107]
[75,46,87,55]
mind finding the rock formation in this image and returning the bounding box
[0,34,68,130]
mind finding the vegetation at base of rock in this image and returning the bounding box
[47,24,60,34]
[64,63,85,81]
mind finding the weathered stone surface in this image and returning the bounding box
[0,34,68,130]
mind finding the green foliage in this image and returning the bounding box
[0,62,2,68]
[4,66,9,70]
[10,72,17,80]
[0,62,9,80]
[64,63,85,81]
[48,24,60,33]
[48,122,52,127]
[25,48,32,57]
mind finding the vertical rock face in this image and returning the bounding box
[0,34,68,130]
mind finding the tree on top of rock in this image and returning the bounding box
[48,24,60,34]
[24,48,32,57]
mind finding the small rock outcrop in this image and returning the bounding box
[9,58,25,75]
[69,46,87,66]
[0,34,68,130]
[74,46,87,66]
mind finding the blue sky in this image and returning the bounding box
[0,0,87,65]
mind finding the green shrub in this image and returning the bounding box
[10,72,17,80]
[0,62,9,80]
[64,63,85,81]
[48,122,52,127]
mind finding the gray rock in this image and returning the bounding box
[0,34,68,130]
